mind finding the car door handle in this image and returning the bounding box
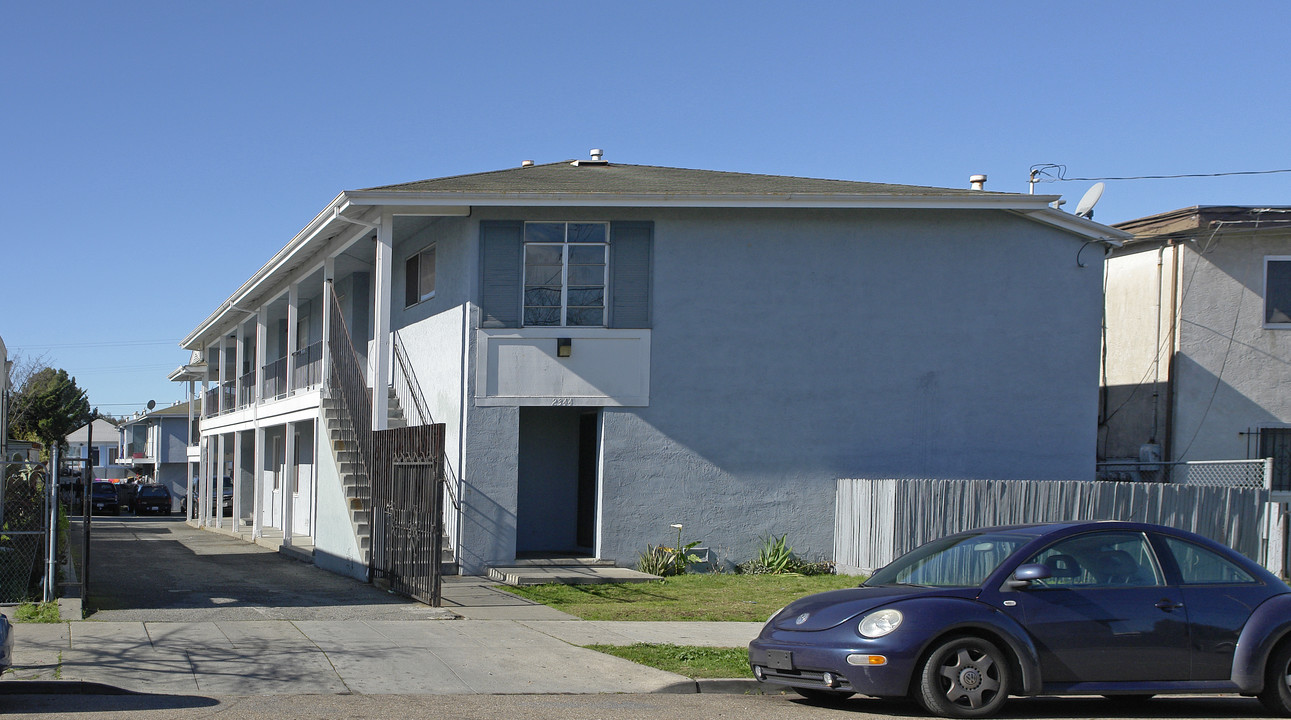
[1155,599,1184,611]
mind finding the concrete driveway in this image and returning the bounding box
[82,516,449,622]
[5,517,758,696]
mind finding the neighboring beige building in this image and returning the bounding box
[1101,206,1291,490]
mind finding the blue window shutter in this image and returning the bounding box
[480,221,523,327]
[609,221,652,328]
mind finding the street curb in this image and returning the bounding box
[0,680,137,695]
[655,678,764,694]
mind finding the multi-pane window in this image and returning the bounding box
[1266,257,1291,327]
[404,244,436,307]
[523,222,608,326]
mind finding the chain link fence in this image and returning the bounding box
[0,461,51,602]
[1096,459,1272,488]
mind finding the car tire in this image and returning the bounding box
[1260,643,1291,716]
[792,687,855,704]
[916,636,1010,718]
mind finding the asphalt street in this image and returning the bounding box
[0,691,1284,720]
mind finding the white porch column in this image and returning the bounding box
[217,335,228,414]
[256,306,268,405]
[287,283,299,395]
[321,257,335,395]
[252,425,264,539]
[194,435,207,525]
[200,435,211,526]
[282,422,296,547]
[232,430,243,531]
[371,213,393,431]
[214,433,225,528]
[235,325,246,408]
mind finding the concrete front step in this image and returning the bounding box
[487,564,661,586]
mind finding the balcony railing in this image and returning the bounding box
[204,386,220,417]
[262,356,288,401]
[221,380,235,413]
[292,341,323,392]
[238,369,257,408]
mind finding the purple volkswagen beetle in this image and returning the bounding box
[749,521,1291,717]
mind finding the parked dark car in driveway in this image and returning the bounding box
[180,478,232,516]
[749,520,1291,718]
[132,484,172,515]
[90,481,119,515]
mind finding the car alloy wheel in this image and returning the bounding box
[1259,643,1291,716]
[917,636,1010,718]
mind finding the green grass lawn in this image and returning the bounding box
[501,573,861,621]
[586,643,752,678]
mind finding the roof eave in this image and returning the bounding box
[1016,207,1131,245]
[340,189,1062,211]
[180,192,349,350]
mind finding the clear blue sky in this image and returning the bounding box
[4,1,1290,415]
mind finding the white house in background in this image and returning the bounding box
[65,418,120,467]
[1101,206,1291,490]
[178,152,1127,583]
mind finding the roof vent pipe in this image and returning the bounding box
[590,149,603,161]
[970,174,987,191]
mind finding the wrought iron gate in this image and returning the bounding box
[369,425,445,605]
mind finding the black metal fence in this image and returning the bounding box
[373,428,445,605]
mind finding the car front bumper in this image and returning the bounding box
[749,629,920,698]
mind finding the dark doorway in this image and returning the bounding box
[517,407,599,554]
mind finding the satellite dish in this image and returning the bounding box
[146,400,156,410]
[1074,182,1105,219]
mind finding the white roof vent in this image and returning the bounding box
[521,160,534,167]
[571,149,609,166]
[969,174,987,191]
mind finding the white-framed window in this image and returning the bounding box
[1265,256,1291,327]
[404,244,437,308]
[523,222,608,326]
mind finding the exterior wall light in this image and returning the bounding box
[557,338,572,358]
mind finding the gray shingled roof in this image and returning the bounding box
[359,161,1007,198]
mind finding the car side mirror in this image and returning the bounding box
[1006,563,1052,590]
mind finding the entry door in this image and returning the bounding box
[262,434,283,528]
[517,407,598,554]
[291,429,313,535]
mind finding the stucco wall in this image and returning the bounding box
[456,206,1105,572]
[1173,231,1291,461]
[1101,244,1176,459]
[312,407,368,581]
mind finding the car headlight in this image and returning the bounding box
[858,608,903,638]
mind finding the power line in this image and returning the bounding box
[1030,164,1291,183]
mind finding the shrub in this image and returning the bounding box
[737,535,836,576]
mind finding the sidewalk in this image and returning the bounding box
[1,576,764,696]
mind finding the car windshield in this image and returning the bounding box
[865,532,1029,588]
[139,486,168,498]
